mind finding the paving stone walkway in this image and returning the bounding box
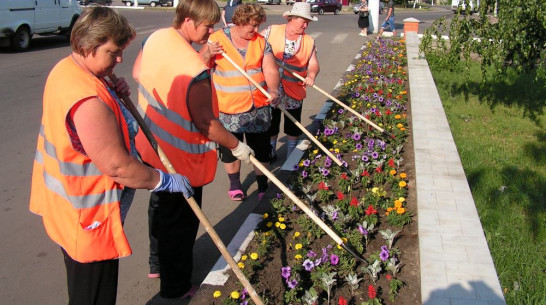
[406,32,505,305]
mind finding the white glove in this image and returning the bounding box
[151,169,194,199]
[230,141,254,165]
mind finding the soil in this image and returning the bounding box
[189,42,420,305]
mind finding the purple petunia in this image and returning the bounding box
[303,259,315,271]
[338,109,344,114]
[322,169,330,176]
[358,225,368,235]
[287,279,298,289]
[307,250,317,258]
[356,143,363,150]
[330,254,339,266]
[302,170,308,178]
[353,133,361,141]
[380,246,390,261]
[371,151,379,159]
[303,159,311,167]
[362,155,369,162]
[324,128,335,136]
[276,193,282,199]
[281,266,291,279]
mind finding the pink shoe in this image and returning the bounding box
[147,272,160,279]
[180,285,199,299]
[228,189,246,201]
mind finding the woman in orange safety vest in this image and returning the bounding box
[29,7,193,305]
[201,3,280,202]
[132,0,254,299]
[261,2,320,162]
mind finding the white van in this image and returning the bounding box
[0,0,82,51]
[451,0,480,13]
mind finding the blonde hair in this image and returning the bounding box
[231,3,266,26]
[71,7,135,56]
[173,0,221,28]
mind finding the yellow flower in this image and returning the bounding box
[394,200,402,208]
[230,291,240,299]
[389,169,397,175]
[400,127,406,131]
[400,173,407,179]
[237,262,245,269]
[397,123,404,128]
[334,148,340,154]
[298,161,304,167]
[213,291,222,298]
[395,114,401,119]
[241,255,248,261]
[313,149,318,154]
[263,213,268,219]
[386,211,390,216]
[278,216,285,222]
[387,207,393,212]
[250,253,258,260]
[295,254,302,260]
[372,187,379,193]
[399,181,407,188]
[397,208,406,214]
[280,223,286,230]
[333,140,338,145]
[295,243,302,250]
[293,231,301,238]
[266,222,272,228]
[275,222,280,228]
[399,197,406,202]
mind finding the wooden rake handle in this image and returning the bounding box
[107,74,265,305]
[280,63,387,135]
[219,50,344,167]
[249,155,344,245]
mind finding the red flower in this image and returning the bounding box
[385,109,392,115]
[337,192,344,200]
[388,158,395,168]
[338,296,348,305]
[365,205,377,215]
[350,197,359,207]
[368,285,376,299]
[361,170,370,177]
[375,166,383,173]
[386,274,392,280]
[387,92,392,98]
[340,173,349,180]
[378,89,383,95]
[318,182,329,190]
[375,110,381,116]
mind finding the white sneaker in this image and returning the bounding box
[358,32,365,36]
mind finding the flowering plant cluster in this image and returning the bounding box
[212,39,411,305]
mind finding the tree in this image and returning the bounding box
[420,0,546,80]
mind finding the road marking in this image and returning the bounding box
[330,33,348,44]
[308,32,322,39]
[137,29,158,35]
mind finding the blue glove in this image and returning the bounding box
[152,170,194,199]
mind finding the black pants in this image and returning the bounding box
[62,248,118,305]
[268,106,303,137]
[149,187,203,298]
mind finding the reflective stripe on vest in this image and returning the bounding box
[267,24,315,100]
[210,30,269,114]
[137,84,215,154]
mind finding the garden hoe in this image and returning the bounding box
[107,74,265,305]
[275,61,394,140]
[217,49,347,169]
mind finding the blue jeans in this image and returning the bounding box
[381,16,396,31]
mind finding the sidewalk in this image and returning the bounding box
[406,32,506,305]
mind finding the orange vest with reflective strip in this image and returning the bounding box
[267,24,315,101]
[209,30,269,114]
[30,57,132,263]
[136,28,218,187]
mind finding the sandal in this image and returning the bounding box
[228,189,246,201]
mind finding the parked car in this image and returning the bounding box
[0,0,81,51]
[353,2,384,14]
[286,0,302,5]
[308,0,342,15]
[122,0,170,7]
[79,0,112,5]
[451,0,479,13]
[257,0,282,5]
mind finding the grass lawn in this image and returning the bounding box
[428,61,546,305]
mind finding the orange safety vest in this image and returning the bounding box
[209,30,269,114]
[136,28,218,187]
[30,57,132,263]
[267,24,315,101]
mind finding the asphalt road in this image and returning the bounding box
[0,4,452,305]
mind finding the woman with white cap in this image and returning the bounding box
[261,2,320,162]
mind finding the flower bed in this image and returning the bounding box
[197,39,419,305]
